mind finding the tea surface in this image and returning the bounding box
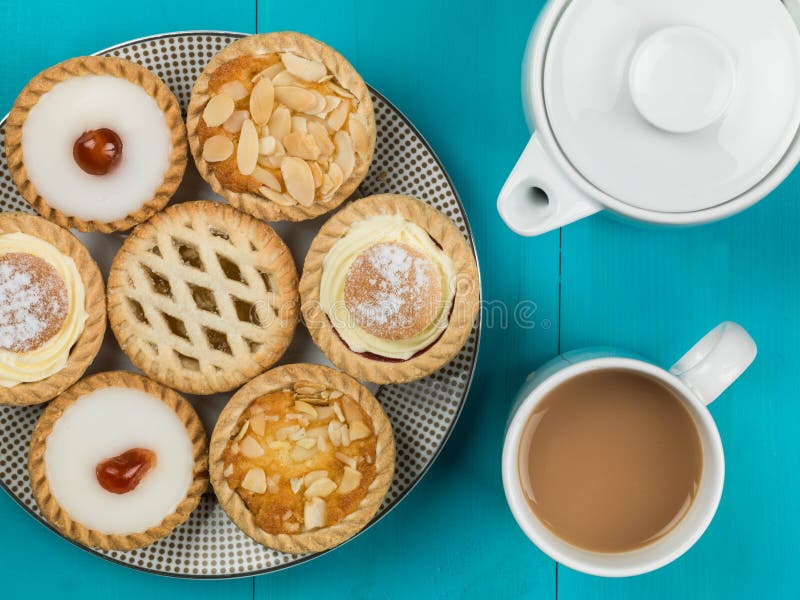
[520,369,703,553]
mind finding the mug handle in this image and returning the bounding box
[497,133,601,236]
[670,322,757,405]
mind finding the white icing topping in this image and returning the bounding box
[22,75,172,222]
[44,387,195,535]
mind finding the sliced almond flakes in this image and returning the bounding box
[202,135,234,162]
[334,130,355,178]
[250,77,275,125]
[284,132,321,161]
[268,106,292,141]
[275,86,318,113]
[241,467,267,494]
[281,157,315,206]
[236,119,259,176]
[203,93,235,127]
[281,52,327,82]
[338,466,362,494]
[219,80,249,101]
[223,110,249,134]
[252,166,281,191]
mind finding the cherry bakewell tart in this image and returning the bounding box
[0,213,105,405]
[210,363,394,553]
[5,56,187,232]
[29,371,208,551]
[300,194,480,384]
[187,32,376,222]
[107,201,299,395]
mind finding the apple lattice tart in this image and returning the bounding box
[107,201,299,395]
[210,363,395,554]
[187,32,376,222]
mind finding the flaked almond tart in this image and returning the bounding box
[210,363,395,553]
[187,32,376,222]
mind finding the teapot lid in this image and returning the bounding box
[543,0,800,213]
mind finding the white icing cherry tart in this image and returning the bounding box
[29,371,208,551]
[5,56,187,232]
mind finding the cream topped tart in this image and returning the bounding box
[187,32,376,222]
[210,364,394,553]
[320,215,457,360]
[5,56,187,232]
[0,214,105,405]
[29,371,208,551]
[301,194,480,384]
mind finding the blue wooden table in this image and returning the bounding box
[1,0,797,597]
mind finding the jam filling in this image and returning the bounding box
[73,128,123,175]
[96,448,157,494]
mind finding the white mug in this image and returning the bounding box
[502,322,757,577]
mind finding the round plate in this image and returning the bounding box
[0,31,481,578]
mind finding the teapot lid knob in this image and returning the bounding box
[629,26,736,134]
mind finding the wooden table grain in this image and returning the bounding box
[1,0,795,598]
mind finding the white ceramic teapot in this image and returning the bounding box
[498,0,800,236]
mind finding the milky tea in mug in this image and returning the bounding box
[518,369,704,553]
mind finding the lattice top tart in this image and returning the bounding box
[187,32,376,222]
[210,363,394,554]
[5,56,187,233]
[107,201,299,395]
[300,194,480,384]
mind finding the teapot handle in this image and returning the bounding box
[670,322,757,406]
[497,133,600,237]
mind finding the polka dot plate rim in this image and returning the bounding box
[0,31,481,579]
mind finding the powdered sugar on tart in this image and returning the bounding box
[22,75,172,222]
[0,253,67,352]
[319,214,456,360]
[0,233,87,387]
[44,386,196,535]
[344,242,441,340]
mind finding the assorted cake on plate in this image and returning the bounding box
[5,56,186,233]
[210,363,394,552]
[0,213,105,405]
[29,371,208,550]
[107,200,299,395]
[187,32,376,222]
[0,32,479,556]
[300,194,480,383]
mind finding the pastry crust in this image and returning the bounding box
[186,32,375,222]
[300,195,480,384]
[5,56,187,233]
[107,201,299,395]
[0,213,105,405]
[28,371,208,551]
[210,363,395,554]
